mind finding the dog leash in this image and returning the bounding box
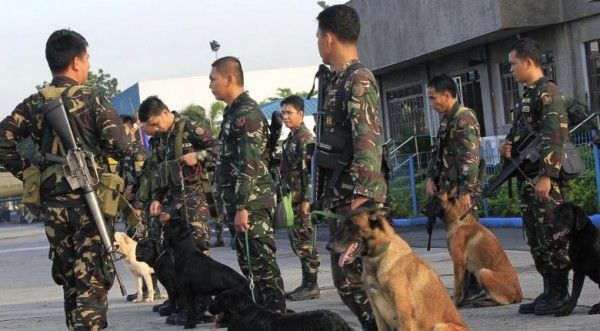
[243,231,256,303]
[506,158,560,205]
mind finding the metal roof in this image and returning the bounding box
[260,97,318,119]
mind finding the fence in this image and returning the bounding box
[388,130,599,218]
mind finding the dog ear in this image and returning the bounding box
[575,205,589,231]
[368,208,389,229]
[369,208,389,220]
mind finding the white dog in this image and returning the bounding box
[114,232,155,303]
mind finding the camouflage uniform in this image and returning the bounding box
[216,92,286,313]
[133,136,160,241]
[281,121,320,296]
[121,136,146,239]
[152,112,217,256]
[509,77,571,314]
[425,101,483,300]
[318,60,387,326]
[0,76,132,331]
[509,78,570,274]
[426,102,482,203]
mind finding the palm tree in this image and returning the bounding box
[209,101,225,133]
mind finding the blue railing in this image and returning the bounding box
[389,130,599,217]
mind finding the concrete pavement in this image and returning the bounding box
[1,221,600,330]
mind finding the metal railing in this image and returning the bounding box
[388,130,599,217]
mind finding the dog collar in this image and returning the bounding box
[370,241,391,257]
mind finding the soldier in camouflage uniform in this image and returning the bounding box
[279,95,321,301]
[0,29,133,331]
[315,6,387,330]
[118,114,147,240]
[126,122,163,303]
[425,73,485,304]
[139,96,218,325]
[134,123,160,241]
[210,56,286,313]
[138,96,217,256]
[502,38,571,316]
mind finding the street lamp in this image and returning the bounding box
[209,40,220,60]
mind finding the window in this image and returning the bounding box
[541,50,556,82]
[586,40,600,112]
[500,62,520,124]
[385,85,426,139]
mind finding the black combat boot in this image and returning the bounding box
[519,275,552,314]
[534,270,570,315]
[285,278,307,299]
[288,281,320,301]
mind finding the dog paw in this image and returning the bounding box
[133,299,143,303]
[589,303,600,314]
[145,297,155,303]
[555,304,575,317]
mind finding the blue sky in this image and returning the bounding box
[0,0,346,118]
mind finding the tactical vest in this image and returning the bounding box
[38,86,125,216]
[433,106,476,187]
[156,116,218,217]
[38,86,85,194]
[316,62,375,185]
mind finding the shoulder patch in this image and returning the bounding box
[195,127,205,136]
[541,93,553,106]
[352,83,366,98]
[235,117,245,127]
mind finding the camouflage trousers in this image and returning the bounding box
[43,204,115,331]
[213,215,224,242]
[288,204,320,283]
[518,177,571,276]
[168,186,211,256]
[328,203,374,326]
[225,208,286,313]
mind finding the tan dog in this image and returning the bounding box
[421,192,522,306]
[327,208,467,331]
[114,232,155,303]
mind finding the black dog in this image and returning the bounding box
[136,237,180,316]
[208,288,353,331]
[165,217,249,329]
[553,202,600,316]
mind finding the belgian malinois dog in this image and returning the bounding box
[327,207,468,331]
[421,192,522,307]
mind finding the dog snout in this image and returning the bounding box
[325,242,332,252]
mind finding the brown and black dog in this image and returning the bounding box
[327,207,467,331]
[421,192,522,307]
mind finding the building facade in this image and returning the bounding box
[349,0,600,148]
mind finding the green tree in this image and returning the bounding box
[209,101,225,134]
[181,104,209,126]
[259,87,310,105]
[36,68,121,100]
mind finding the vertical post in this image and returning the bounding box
[593,130,600,208]
[409,154,418,216]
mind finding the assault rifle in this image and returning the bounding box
[307,64,332,212]
[40,97,127,296]
[485,111,600,196]
[307,65,332,255]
